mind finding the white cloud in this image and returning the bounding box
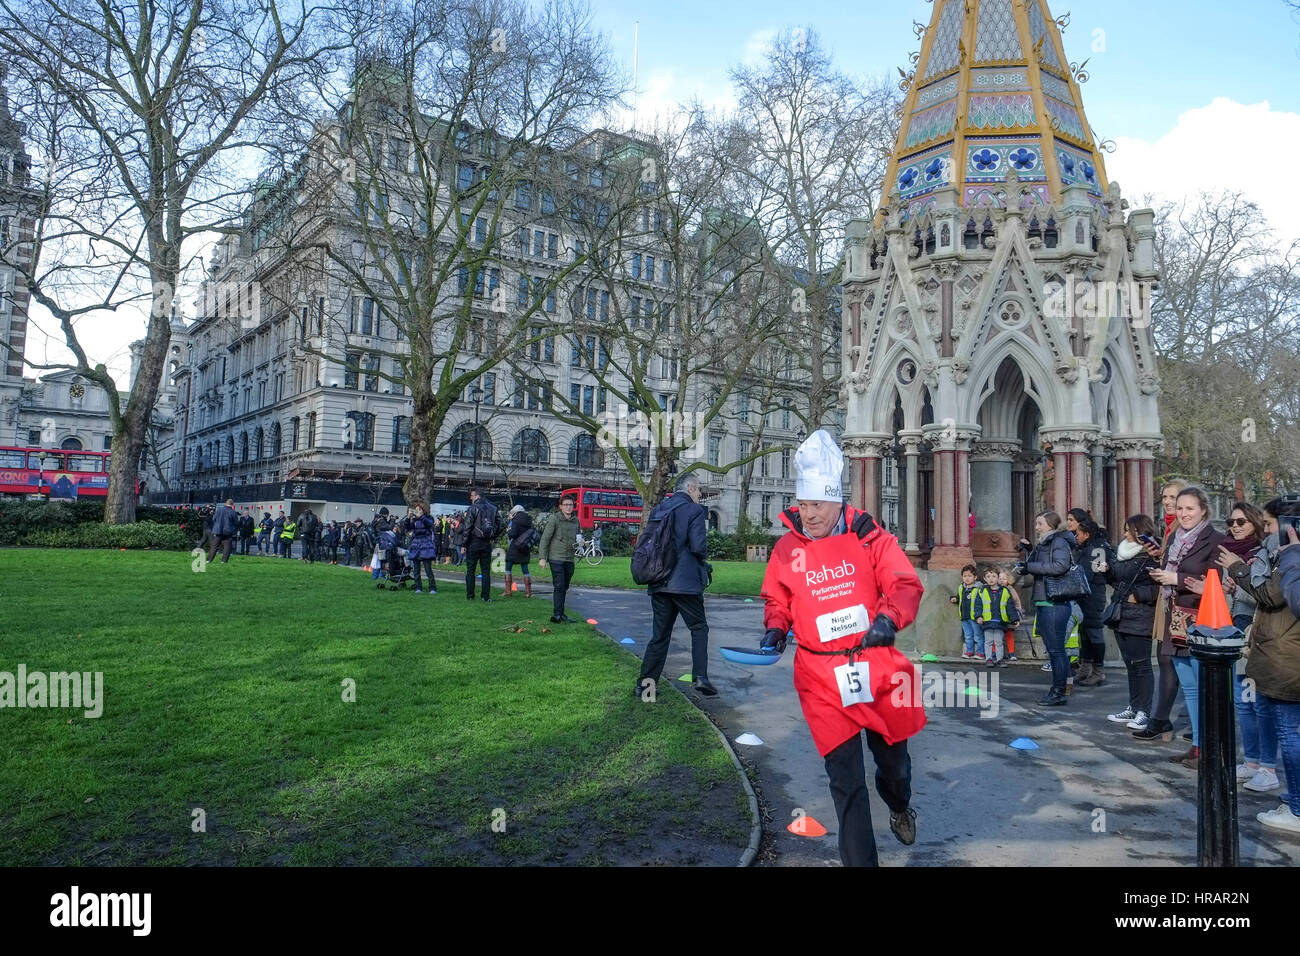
[741,28,779,68]
[1107,97,1300,245]
[613,66,738,132]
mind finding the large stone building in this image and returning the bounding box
[152,63,815,529]
[840,0,1162,571]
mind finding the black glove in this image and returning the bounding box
[760,628,787,653]
[1011,562,1026,577]
[1017,538,1031,552]
[860,614,897,649]
[851,511,875,538]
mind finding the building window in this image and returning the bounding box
[270,422,282,456]
[345,410,374,451]
[762,494,773,525]
[449,422,491,460]
[569,433,603,469]
[511,428,550,464]
[547,233,558,259]
[305,412,316,449]
[708,434,721,466]
[781,448,791,479]
[596,387,607,414]
[570,382,580,407]
[392,415,411,453]
[631,253,641,279]
[253,427,264,460]
[483,371,496,405]
[364,354,380,392]
[239,432,249,462]
[343,352,360,389]
[582,385,594,416]
[515,180,532,209]
[275,372,285,402]
[541,191,555,214]
[290,416,300,452]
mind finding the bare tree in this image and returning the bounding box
[1150,190,1300,497]
[723,27,900,432]
[0,0,339,522]
[509,115,790,514]
[257,0,624,506]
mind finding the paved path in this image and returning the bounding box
[558,584,1300,868]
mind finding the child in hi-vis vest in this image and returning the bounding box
[975,567,1018,666]
[949,565,982,659]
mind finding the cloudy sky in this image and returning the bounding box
[25,0,1300,384]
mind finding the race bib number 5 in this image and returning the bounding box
[834,660,874,708]
[816,604,870,644]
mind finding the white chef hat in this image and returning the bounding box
[795,430,844,502]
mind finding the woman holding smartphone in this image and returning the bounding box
[1138,486,1226,767]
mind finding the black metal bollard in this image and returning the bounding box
[1187,621,1245,867]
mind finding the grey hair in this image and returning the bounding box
[675,472,701,494]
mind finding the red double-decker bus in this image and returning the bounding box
[560,486,644,530]
[0,446,133,499]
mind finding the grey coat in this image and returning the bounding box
[1024,529,1077,604]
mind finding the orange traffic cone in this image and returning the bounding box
[1194,568,1233,631]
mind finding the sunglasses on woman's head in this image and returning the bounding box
[1227,518,1251,528]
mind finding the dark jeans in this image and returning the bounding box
[257,531,270,553]
[824,731,912,867]
[1115,632,1154,713]
[1036,602,1073,694]
[326,544,338,563]
[412,557,436,592]
[465,547,492,599]
[207,535,234,563]
[279,538,292,558]
[304,536,319,563]
[549,560,573,616]
[641,591,710,684]
[238,535,251,555]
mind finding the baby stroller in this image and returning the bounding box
[375,528,414,590]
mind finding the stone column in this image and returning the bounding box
[900,430,924,557]
[970,439,1021,564]
[1040,429,1099,516]
[922,423,978,569]
[1112,437,1161,523]
[842,434,892,517]
[1091,443,1108,520]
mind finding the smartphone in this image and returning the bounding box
[1279,514,1300,544]
[1138,533,1158,547]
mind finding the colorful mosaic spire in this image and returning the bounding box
[884,0,1110,220]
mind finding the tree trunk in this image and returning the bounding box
[403,388,439,505]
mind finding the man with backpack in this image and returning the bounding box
[634,472,716,698]
[463,488,502,602]
[539,495,580,622]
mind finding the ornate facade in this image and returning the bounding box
[841,0,1162,568]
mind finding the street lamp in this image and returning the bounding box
[469,384,484,487]
[38,452,48,499]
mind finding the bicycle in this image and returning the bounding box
[574,537,604,566]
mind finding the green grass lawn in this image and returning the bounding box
[0,549,750,866]
[558,556,768,596]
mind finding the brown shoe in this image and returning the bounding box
[1078,665,1106,687]
[1170,745,1198,767]
[503,574,513,597]
[523,576,533,598]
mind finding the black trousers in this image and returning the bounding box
[412,557,436,592]
[824,731,912,867]
[549,560,574,616]
[1081,621,1106,664]
[1115,632,1154,713]
[238,535,251,555]
[207,535,234,563]
[465,547,492,599]
[640,591,710,684]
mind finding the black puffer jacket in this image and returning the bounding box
[1072,537,1116,621]
[1104,546,1158,637]
[1024,529,1077,604]
[505,512,534,564]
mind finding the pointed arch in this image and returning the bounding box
[963,337,1064,427]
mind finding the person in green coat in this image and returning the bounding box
[538,494,581,623]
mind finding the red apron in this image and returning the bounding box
[786,531,927,755]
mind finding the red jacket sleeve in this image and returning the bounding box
[761,540,794,633]
[867,530,924,631]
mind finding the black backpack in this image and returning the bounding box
[631,506,679,586]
